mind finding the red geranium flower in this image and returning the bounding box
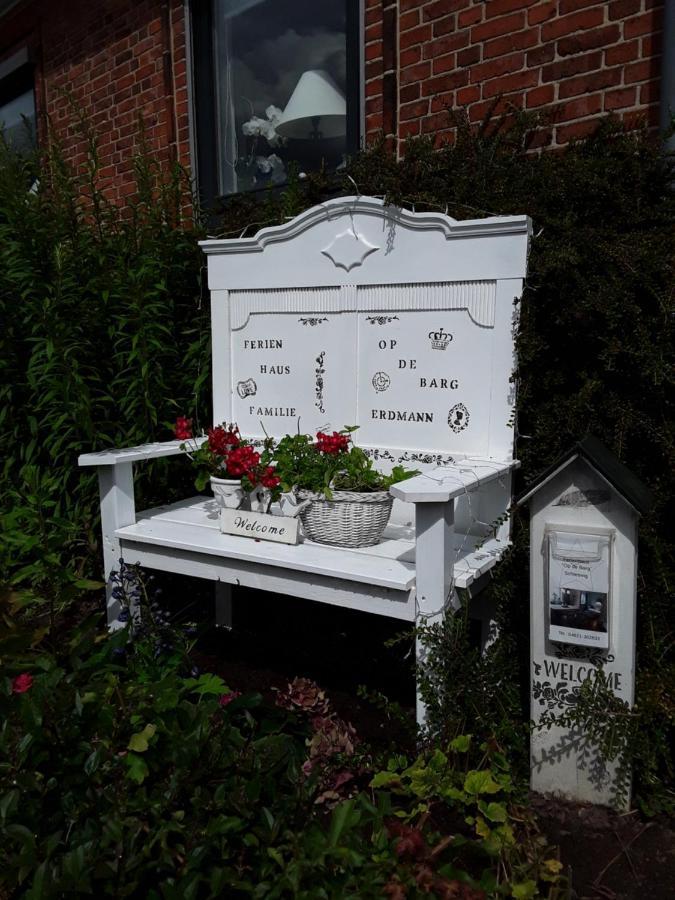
[12,673,33,694]
[208,425,241,456]
[226,445,260,477]
[174,416,193,440]
[219,690,241,707]
[315,431,350,455]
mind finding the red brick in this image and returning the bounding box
[608,0,641,20]
[528,1,556,25]
[604,86,638,110]
[482,68,539,98]
[605,39,639,65]
[365,59,383,81]
[433,53,458,74]
[423,31,469,58]
[469,95,524,123]
[559,0,604,12]
[400,9,420,30]
[556,119,600,142]
[529,127,553,149]
[400,23,431,49]
[640,80,661,105]
[365,78,382,97]
[401,60,432,85]
[469,52,525,84]
[400,46,421,67]
[422,69,470,96]
[400,119,422,139]
[366,95,383,115]
[641,33,663,58]
[365,6,381,26]
[433,14,457,37]
[624,10,663,40]
[400,82,421,103]
[471,11,525,42]
[485,0,539,17]
[555,94,604,121]
[430,90,457,112]
[458,6,482,28]
[400,98,430,121]
[421,111,453,133]
[542,51,602,81]
[526,84,555,108]
[365,41,382,61]
[422,0,465,21]
[483,28,539,59]
[527,44,556,66]
[457,45,481,66]
[624,60,654,83]
[456,84,481,105]
[557,24,620,55]
[365,22,383,43]
[558,67,622,99]
[541,8,605,42]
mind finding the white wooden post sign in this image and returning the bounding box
[518,437,651,809]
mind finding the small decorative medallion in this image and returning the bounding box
[366,315,399,325]
[321,227,379,272]
[448,403,470,433]
[372,371,391,393]
[428,327,453,350]
[236,378,257,399]
[299,317,328,326]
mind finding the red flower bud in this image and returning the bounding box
[12,673,33,694]
[174,416,193,440]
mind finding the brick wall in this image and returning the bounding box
[0,0,191,205]
[365,0,665,151]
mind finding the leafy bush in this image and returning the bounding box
[0,571,563,898]
[0,130,209,604]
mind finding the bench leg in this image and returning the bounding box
[97,462,136,629]
[214,582,233,629]
[413,500,455,727]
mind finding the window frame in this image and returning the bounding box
[187,0,363,210]
[0,46,37,152]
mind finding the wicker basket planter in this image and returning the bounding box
[297,489,393,548]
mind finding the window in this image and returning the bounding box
[191,0,360,205]
[0,51,36,153]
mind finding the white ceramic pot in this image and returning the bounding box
[210,476,244,510]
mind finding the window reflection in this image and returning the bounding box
[213,0,347,195]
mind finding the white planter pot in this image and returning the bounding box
[210,476,244,510]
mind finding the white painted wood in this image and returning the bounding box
[211,290,232,426]
[528,457,638,809]
[118,542,416,621]
[78,437,206,467]
[414,501,455,724]
[390,459,518,503]
[98,463,136,625]
[219,508,300,544]
[128,496,506,592]
[214,581,233,629]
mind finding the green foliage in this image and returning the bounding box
[0,599,564,898]
[0,127,209,600]
[274,427,418,496]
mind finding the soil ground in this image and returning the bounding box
[165,574,675,899]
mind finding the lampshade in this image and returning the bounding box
[276,69,346,139]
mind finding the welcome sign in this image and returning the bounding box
[219,508,300,545]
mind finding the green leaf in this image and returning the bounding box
[370,771,401,789]
[450,734,471,753]
[511,880,537,899]
[127,723,157,752]
[124,753,149,784]
[463,769,502,795]
[479,801,508,822]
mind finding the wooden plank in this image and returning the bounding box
[390,458,519,503]
[118,542,417,622]
[78,437,206,467]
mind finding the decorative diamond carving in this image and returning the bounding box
[321,227,379,272]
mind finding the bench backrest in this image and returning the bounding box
[201,197,530,472]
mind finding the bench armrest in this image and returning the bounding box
[78,437,207,467]
[390,457,519,503]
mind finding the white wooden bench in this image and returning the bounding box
[79,196,530,720]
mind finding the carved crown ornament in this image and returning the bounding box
[320,227,380,272]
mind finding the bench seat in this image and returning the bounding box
[112,496,509,622]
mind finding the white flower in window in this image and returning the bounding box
[242,105,285,147]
